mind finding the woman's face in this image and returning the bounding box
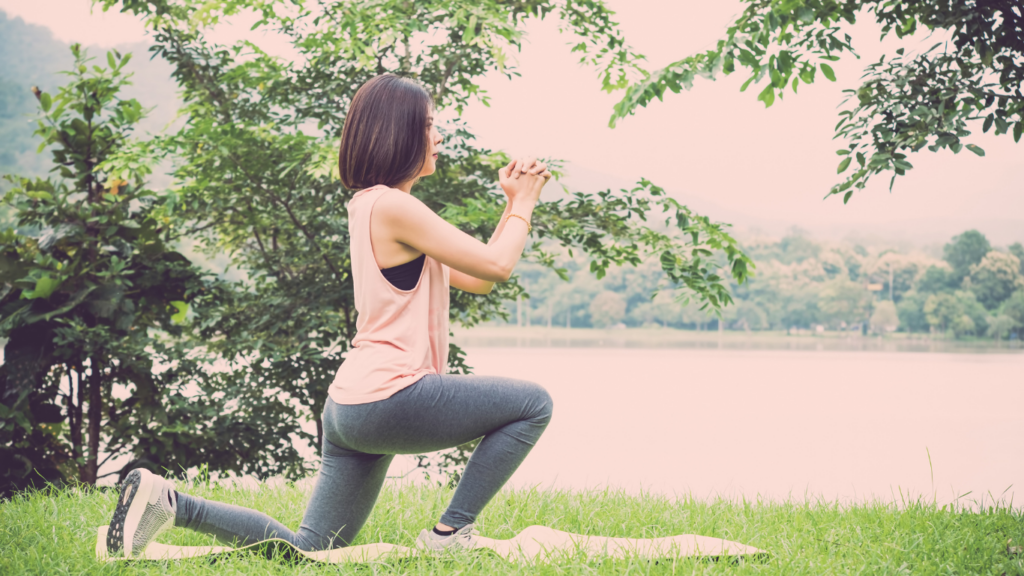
[417,112,443,178]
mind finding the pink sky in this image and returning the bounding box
[3,0,1021,245]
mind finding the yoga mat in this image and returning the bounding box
[95,524,766,563]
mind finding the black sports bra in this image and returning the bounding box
[380,253,425,290]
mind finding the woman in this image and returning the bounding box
[105,73,554,557]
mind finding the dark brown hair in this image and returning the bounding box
[338,74,433,190]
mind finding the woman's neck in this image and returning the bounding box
[395,179,415,193]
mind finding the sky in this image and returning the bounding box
[2,0,1021,246]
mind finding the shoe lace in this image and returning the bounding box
[454,524,479,545]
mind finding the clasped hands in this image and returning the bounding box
[498,156,551,204]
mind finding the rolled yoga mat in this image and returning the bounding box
[95,524,766,563]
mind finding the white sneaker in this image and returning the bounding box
[415,524,481,552]
[106,468,177,557]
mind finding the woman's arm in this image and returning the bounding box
[450,201,512,294]
[375,162,546,285]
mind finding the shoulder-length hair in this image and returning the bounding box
[338,74,433,190]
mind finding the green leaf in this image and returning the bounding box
[107,51,116,69]
[836,149,849,156]
[1015,122,1023,144]
[40,93,51,112]
[965,144,985,157]
[982,115,994,133]
[843,190,854,204]
[170,301,189,324]
[26,191,53,201]
[22,276,60,300]
[757,84,775,108]
[739,76,755,92]
[463,15,478,43]
[820,63,836,82]
[837,157,852,174]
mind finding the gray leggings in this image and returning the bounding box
[174,373,553,551]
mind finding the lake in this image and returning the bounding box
[374,331,1022,511]
[431,342,1022,511]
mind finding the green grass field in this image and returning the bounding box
[2,481,1021,575]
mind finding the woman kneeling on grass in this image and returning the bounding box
[105,73,554,557]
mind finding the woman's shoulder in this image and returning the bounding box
[351,184,395,201]
[370,187,428,215]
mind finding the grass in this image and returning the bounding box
[2,480,1022,575]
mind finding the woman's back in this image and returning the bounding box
[328,185,450,405]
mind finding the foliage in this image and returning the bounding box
[507,228,1022,340]
[943,229,992,281]
[0,46,212,494]
[985,313,1017,340]
[588,290,626,328]
[917,264,958,294]
[88,0,751,484]
[1000,289,1024,332]
[896,290,930,333]
[966,251,1024,309]
[818,278,871,328]
[1010,242,1024,274]
[869,300,899,333]
[923,290,988,337]
[600,0,1024,202]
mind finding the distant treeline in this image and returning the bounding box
[507,230,1024,341]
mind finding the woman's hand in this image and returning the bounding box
[499,156,552,203]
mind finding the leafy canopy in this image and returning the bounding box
[598,0,1024,203]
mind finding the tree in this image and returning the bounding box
[896,291,929,333]
[628,290,681,327]
[0,46,280,494]
[943,230,992,281]
[966,251,1024,309]
[1009,243,1024,275]
[727,300,769,331]
[869,300,899,334]
[916,264,958,294]
[869,251,923,302]
[999,289,1024,338]
[924,290,988,337]
[986,314,1018,341]
[589,290,626,328]
[818,278,870,328]
[601,1,1023,203]
[924,293,962,333]
[780,285,821,330]
[97,0,752,482]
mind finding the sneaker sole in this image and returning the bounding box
[106,469,156,557]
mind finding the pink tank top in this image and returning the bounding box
[328,185,450,405]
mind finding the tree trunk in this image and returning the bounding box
[314,409,324,453]
[68,368,83,462]
[83,357,103,485]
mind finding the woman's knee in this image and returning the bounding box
[522,381,553,425]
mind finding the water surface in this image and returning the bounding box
[430,346,1022,510]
